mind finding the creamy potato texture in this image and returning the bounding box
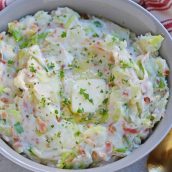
[0,7,169,169]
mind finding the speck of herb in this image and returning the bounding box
[79,88,94,104]
[75,131,81,137]
[29,64,36,73]
[100,89,104,93]
[7,60,14,65]
[109,74,115,82]
[97,70,103,77]
[56,131,61,137]
[59,69,64,79]
[59,90,63,97]
[88,82,91,85]
[92,33,99,38]
[99,59,103,64]
[47,62,55,69]
[55,109,58,114]
[120,60,132,69]
[158,78,165,89]
[122,79,128,84]
[100,109,108,116]
[93,20,103,28]
[40,97,46,107]
[63,98,71,105]
[14,122,24,134]
[61,31,67,38]
[88,113,94,120]
[103,98,108,104]
[46,137,51,144]
[77,107,84,113]
[84,47,88,51]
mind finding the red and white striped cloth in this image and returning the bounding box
[0,0,172,36]
[136,0,172,34]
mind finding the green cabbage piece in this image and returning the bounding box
[134,34,164,53]
[57,150,77,169]
[8,23,23,42]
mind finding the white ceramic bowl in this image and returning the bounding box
[0,0,172,171]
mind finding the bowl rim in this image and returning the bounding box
[0,0,172,172]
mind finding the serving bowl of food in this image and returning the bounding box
[0,0,171,171]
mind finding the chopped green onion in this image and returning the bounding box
[61,31,67,38]
[158,78,166,89]
[79,88,94,104]
[92,33,99,38]
[29,65,36,73]
[59,69,64,79]
[7,60,14,65]
[11,30,23,42]
[77,108,84,113]
[115,147,127,153]
[47,62,55,70]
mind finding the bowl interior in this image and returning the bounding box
[0,0,172,172]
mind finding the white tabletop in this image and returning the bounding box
[0,155,147,172]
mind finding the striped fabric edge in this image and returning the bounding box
[145,0,172,11]
[137,0,172,33]
[161,19,172,31]
[0,0,6,10]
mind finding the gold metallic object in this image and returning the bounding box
[147,129,172,172]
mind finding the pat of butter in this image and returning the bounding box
[72,79,107,113]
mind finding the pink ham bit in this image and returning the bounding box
[122,91,129,97]
[144,97,151,104]
[1,97,10,103]
[163,69,170,76]
[1,111,7,120]
[78,147,86,156]
[92,151,99,161]
[108,123,116,134]
[36,117,47,134]
[123,126,139,134]
[105,141,112,153]
[0,52,6,64]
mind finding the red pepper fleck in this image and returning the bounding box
[123,127,139,134]
[92,151,99,161]
[108,83,114,87]
[108,123,116,134]
[105,141,112,152]
[123,91,128,96]
[13,136,20,142]
[78,147,86,155]
[144,97,150,104]
[1,97,10,103]
[36,138,39,144]
[0,34,3,40]
[60,23,64,28]
[163,70,169,76]
[0,52,6,64]
[36,117,47,134]
[23,101,28,109]
[56,116,61,122]
[33,107,36,114]
[1,112,7,119]
[14,141,21,147]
